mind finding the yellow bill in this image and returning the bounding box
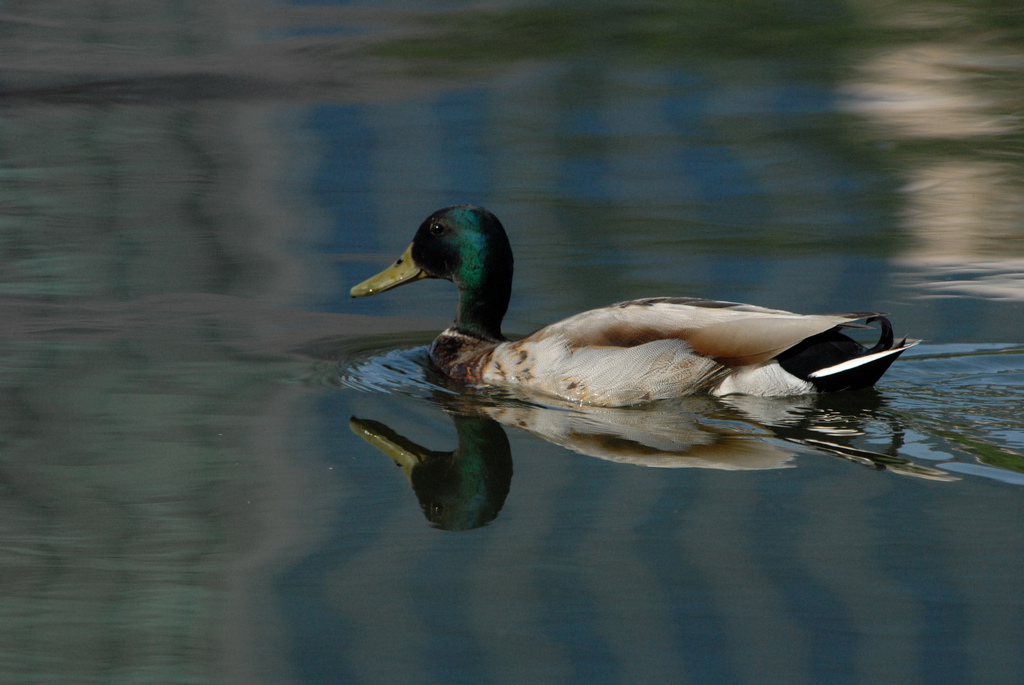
[350,244,426,297]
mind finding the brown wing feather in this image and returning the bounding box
[527,300,869,367]
[684,317,857,365]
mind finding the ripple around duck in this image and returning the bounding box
[886,343,1024,481]
[303,333,449,400]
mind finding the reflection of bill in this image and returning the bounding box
[352,393,953,530]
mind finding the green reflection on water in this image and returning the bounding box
[374,3,865,65]
[0,340,267,681]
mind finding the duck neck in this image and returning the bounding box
[453,258,511,342]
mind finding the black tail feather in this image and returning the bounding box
[777,315,912,392]
[865,315,894,353]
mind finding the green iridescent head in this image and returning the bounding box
[351,205,514,341]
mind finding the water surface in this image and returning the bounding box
[1,1,1023,683]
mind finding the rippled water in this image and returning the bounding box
[2,1,1024,684]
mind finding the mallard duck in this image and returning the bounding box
[351,205,918,406]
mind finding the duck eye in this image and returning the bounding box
[429,222,445,236]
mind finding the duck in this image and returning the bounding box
[350,205,918,407]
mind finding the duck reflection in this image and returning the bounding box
[352,390,952,530]
[350,413,513,531]
[480,395,793,470]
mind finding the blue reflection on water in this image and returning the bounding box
[436,89,494,199]
[308,104,379,253]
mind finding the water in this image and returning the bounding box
[1,1,1023,683]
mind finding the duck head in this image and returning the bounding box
[351,205,514,341]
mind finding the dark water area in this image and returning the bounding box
[1,1,1023,683]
